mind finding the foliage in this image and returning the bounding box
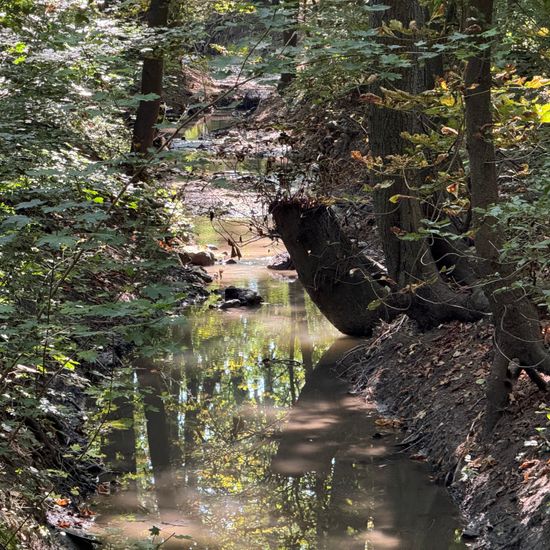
[247,0,550,308]
[0,1,203,535]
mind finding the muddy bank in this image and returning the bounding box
[337,318,550,550]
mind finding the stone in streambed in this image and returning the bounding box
[178,247,216,267]
[267,252,295,271]
[224,286,263,306]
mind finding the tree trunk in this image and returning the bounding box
[366,1,490,323]
[464,0,549,432]
[367,1,431,286]
[131,0,170,155]
[278,0,299,90]
[271,202,398,336]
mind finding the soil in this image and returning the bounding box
[337,317,550,550]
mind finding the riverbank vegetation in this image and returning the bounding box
[0,0,549,548]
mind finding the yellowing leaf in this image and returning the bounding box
[389,194,416,203]
[388,19,404,32]
[535,103,550,124]
[440,95,456,107]
[525,76,550,89]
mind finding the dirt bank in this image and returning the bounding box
[337,318,550,550]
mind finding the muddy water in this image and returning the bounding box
[93,221,466,550]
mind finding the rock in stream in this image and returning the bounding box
[216,286,263,309]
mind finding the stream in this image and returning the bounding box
[90,115,466,549]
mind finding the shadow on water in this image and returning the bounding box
[93,228,465,550]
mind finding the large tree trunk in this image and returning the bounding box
[131,0,170,155]
[464,0,549,432]
[368,0,480,292]
[271,1,488,337]
[365,0,488,326]
[271,203,398,336]
[367,1,433,286]
[271,202,485,336]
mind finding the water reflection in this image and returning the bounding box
[94,234,464,549]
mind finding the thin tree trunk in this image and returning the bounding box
[464,0,549,432]
[278,0,299,90]
[131,0,170,155]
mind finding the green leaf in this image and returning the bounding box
[368,299,383,311]
[36,233,79,249]
[1,215,32,228]
[15,199,45,210]
[134,93,161,101]
[365,3,390,11]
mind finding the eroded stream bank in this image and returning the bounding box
[89,224,465,549]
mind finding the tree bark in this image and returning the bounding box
[367,1,431,288]
[271,202,398,336]
[131,0,170,155]
[271,1,489,336]
[278,0,299,90]
[464,0,549,432]
[365,0,488,325]
[271,202,485,336]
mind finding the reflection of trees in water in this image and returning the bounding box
[289,280,313,378]
[101,280,336,546]
[135,356,178,511]
[100,280,460,549]
[271,338,464,550]
[101,368,137,481]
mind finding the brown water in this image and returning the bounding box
[91,219,466,549]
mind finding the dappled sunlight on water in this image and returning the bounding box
[91,220,465,549]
